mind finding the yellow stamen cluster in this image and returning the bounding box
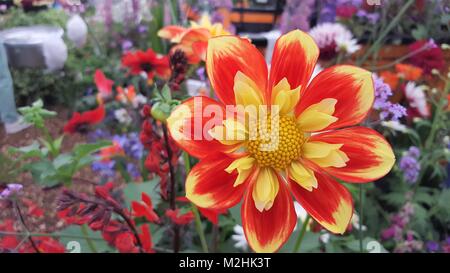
[247,115,305,170]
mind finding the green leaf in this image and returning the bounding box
[53,154,74,169]
[53,136,65,152]
[123,180,162,209]
[161,84,172,101]
[58,225,113,253]
[73,141,112,159]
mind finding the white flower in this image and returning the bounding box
[309,63,323,83]
[335,36,361,55]
[404,82,430,118]
[114,108,132,124]
[319,232,330,244]
[351,213,367,231]
[231,225,248,251]
[43,38,68,71]
[309,23,359,55]
[66,15,88,48]
[132,94,147,109]
[293,201,310,231]
[381,120,408,133]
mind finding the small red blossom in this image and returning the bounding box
[165,209,195,225]
[176,197,227,225]
[63,105,106,134]
[35,237,66,253]
[122,49,171,80]
[132,192,160,223]
[408,40,445,74]
[115,232,138,253]
[94,69,114,101]
[139,224,154,253]
[336,5,358,19]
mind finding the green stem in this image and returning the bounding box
[168,0,179,25]
[356,0,415,66]
[183,152,209,253]
[81,224,98,253]
[293,215,311,253]
[359,184,364,253]
[192,204,210,253]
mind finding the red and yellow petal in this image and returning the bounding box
[186,153,249,210]
[289,171,353,234]
[157,25,187,42]
[242,174,297,253]
[167,96,240,158]
[269,29,319,92]
[308,127,395,183]
[206,36,268,105]
[295,65,374,131]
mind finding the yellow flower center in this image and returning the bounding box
[247,115,306,170]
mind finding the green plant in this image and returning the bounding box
[9,100,111,187]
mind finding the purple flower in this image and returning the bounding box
[92,160,116,178]
[426,241,440,252]
[399,147,421,184]
[0,184,23,198]
[279,0,315,33]
[122,40,134,52]
[137,25,148,34]
[127,163,141,179]
[373,75,407,122]
[113,133,144,160]
[356,10,380,24]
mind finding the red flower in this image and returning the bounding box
[139,224,154,253]
[122,49,171,80]
[94,69,114,102]
[168,31,395,252]
[408,40,445,74]
[165,209,195,225]
[115,232,138,253]
[35,237,66,253]
[336,5,358,19]
[177,196,227,225]
[63,105,106,134]
[132,192,160,223]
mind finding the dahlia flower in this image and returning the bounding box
[168,30,395,252]
[158,14,230,64]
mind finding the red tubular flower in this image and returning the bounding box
[177,196,227,225]
[121,49,171,80]
[63,105,106,134]
[165,209,195,225]
[94,69,114,102]
[139,224,154,253]
[408,40,445,75]
[167,30,396,252]
[132,192,160,223]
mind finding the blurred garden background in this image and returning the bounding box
[0,0,449,253]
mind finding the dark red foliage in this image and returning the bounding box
[140,111,180,199]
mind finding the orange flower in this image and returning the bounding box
[99,141,124,161]
[395,63,423,81]
[380,71,399,90]
[158,14,230,64]
[116,85,137,104]
[167,31,395,252]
